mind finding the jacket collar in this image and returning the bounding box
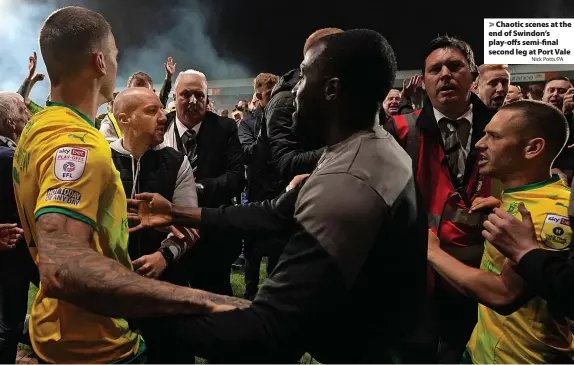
[417,92,493,134]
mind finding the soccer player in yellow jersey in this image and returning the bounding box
[12,6,247,364]
[427,100,574,364]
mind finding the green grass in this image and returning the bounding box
[21,259,319,364]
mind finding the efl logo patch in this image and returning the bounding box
[541,214,572,250]
[45,188,81,206]
[53,147,88,181]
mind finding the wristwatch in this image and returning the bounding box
[158,246,175,264]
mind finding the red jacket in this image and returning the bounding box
[385,95,496,269]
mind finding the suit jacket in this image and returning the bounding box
[165,110,245,208]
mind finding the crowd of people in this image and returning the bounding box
[1,5,574,364]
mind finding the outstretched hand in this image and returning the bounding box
[0,223,24,251]
[127,193,174,233]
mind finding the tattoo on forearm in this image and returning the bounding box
[36,213,240,318]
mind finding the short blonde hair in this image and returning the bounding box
[476,64,510,84]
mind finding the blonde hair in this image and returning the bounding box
[476,64,510,85]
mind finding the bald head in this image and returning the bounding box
[113,87,167,147]
[113,87,156,119]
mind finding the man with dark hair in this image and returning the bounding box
[428,100,574,364]
[266,27,343,187]
[543,76,573,111]
[543,77,574,182]
[13,6,245,364]
[527,83,544,100]
[385,35,497,362]
[131,29,427,363]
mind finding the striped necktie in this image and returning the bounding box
[181,129,198,173]
[439,118,470,184]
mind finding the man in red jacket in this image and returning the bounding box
[385,35,497,363]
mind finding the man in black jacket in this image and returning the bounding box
[130,29,428,364]
[0,92,38,363]
[266,28,342,187]
[162,69,245,295]
[238,74,283,299]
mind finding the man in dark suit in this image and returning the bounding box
[163,69,245,295]
[0,92,38,363]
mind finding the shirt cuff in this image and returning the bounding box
[516,248,558,284]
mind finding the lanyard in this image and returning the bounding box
[108,112,123,139]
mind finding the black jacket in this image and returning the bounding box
[166,110,245,208]
[111,145,189,286]
[238,108,280,202]
[0,137,38,285]
[265,69,324,187]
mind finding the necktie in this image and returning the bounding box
[181,129,198,173]
[439,118,470,184]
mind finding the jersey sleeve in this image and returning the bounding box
[531,206,572,252]
[34,132,112,228]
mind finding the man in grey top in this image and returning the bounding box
[130,29,428,363]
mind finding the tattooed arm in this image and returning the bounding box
[36,213,249,318]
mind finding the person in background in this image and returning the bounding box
[504,84,523,105]
[476,64,510,110]
[543,76,572,111]
[99,56,177,143]
[129,29,427,364]
[232,110,244,124]
[238,74,282,299]
[16,52,46,115]
[385,35,496,363]
[545,78,574,182]
[266,27,343,188]
[0,92,38,364]
[427,100,574,364]
[220,109,229,118]
[379,89,401,122]
[162,69,245,295]
[527,83,544,100]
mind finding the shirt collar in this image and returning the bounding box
[176,116,202,135]
[433,104,473,125]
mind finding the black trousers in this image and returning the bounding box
[0,243,38,364]
[243,239,281,298]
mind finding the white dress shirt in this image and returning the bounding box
[162,116,202,152]
[433,105,474,180]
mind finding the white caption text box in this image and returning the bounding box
[484,19,574,64]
